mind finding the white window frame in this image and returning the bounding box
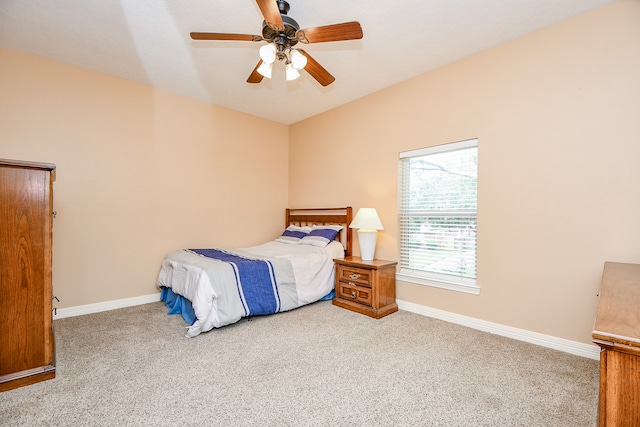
[397,139,479,295]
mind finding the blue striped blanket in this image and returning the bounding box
[157,244,301,336]
[189,248,281,317]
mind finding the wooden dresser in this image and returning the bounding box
[332,256,398,319]
[592,262,640,426]
[0,159,56,392]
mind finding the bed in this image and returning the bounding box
[157,207,352,337]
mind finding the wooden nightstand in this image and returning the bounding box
[332,256,398,319]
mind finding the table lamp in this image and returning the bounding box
[349,208,384,261]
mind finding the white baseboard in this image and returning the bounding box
[53,293,161,320]
[397,299,601,360]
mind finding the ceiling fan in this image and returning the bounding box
[190,0,363,86]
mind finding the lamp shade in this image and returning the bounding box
[285,62,300,81]
[257,61,273,78]
[349,208,384,231]
[290,49,307,70]
[259,43,277,64]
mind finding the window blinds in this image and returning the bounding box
[398,139,478,286]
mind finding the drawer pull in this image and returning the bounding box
[348,281,355,286]
[349,273,361,280]
[350,291,356,298]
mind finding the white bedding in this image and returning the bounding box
[157,240,344,337]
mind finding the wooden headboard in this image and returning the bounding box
[285,207,353,257]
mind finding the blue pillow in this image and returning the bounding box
[275,225,311,244]
[299,225,342,247]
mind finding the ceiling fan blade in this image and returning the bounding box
[247,60,265,84]
[297,21,363,44]
[298,50,335,87]
[191,32,263,42]
[256,0,284,31]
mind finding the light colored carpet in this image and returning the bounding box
[0,301,599,426]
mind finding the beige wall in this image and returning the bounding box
[0,47,289,308]
[1,1,638,346]
[289,0,640,345]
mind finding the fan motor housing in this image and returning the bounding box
[262,15,299,47]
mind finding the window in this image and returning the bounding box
[398,139,479,294]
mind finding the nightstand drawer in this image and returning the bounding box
[337,281,372,307]
[337,266,372,287]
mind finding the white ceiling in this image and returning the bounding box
[0,0,614,125]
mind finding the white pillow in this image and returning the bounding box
[298,224,344,247]
[312,224,343,232]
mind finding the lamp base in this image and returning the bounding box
[357,229,378,261]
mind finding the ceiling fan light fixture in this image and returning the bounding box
[285,62,300,81]
[257,61,273,78]
[259,43,277,64]
[189,1,362,86]
[290,49,307,70]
